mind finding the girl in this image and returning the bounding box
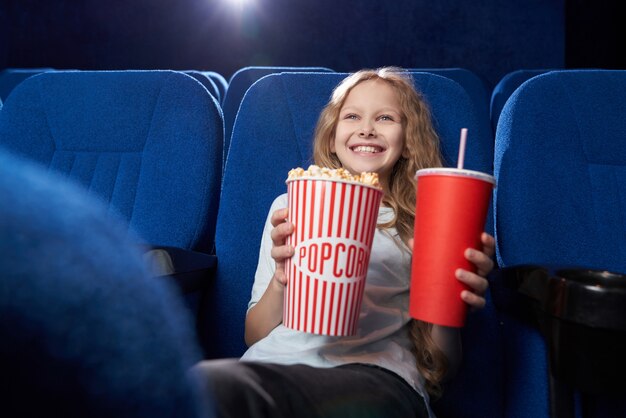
[196,67,494,418]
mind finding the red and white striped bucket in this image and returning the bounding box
[284,178,383,336]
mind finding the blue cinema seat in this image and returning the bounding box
[490,69,552,132]
[221,66,334,165]
[0,67,53,102]
[185,70,222,102]
[411,68,492,135]
[0,147,215,418]
[0,70,223,256]
[203,71,228,103]
[493,70,626,418]
[207,71,499,418]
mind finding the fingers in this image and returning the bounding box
[271,243,294,263]
[460,289,486,310]
[456,268,489,296]
[465,247,494,277]
[270,208,289,227]
[456,267,489,311]
[269,207,295,271]
[270,207,294,248]
[271,220,294,247]
[481,232,496,258]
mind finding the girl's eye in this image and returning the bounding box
[344,113,359,120]
[378,115,394,121]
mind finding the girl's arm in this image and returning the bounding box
[429,232,495,380]
[244,208,295,346]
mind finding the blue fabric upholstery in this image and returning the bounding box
[490,69,552,133]
[202,71,228,104]
[0,67,54,102]
[0,70,223,253]
[185,70,221,102]
[221,66,334,165]
[411,68,492,137]
[0,147,214,418]
[495,70,626,272]
[494,69,626,417]
[207,71,500,418]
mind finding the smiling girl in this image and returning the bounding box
[195,67,495,418]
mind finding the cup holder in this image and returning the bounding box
[546,268,626,395]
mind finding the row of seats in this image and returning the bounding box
[2,68,625,418]
[0,66,553,164]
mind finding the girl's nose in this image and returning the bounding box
[358,127,376,137]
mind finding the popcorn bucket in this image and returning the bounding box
[284,178,383,336]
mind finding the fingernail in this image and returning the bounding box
[455,269,464,279]
[465,248,475,258]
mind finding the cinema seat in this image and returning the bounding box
[206,71,500,418]
[493,70,626,418]
[203,71,228,103]
[411,67,492,136]
[221,66,334,165]
[0,70,223,255]
[185,70,222,102]
[0,147,215,418]
[0,67,54,102]
[490,69,552,132]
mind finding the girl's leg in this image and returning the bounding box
[194,359,429,418]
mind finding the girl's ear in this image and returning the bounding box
[330,138,336,153]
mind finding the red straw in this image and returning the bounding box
[457,128,468,169]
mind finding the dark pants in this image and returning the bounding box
[194,360,430,418]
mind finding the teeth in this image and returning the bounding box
[353,145,380,153]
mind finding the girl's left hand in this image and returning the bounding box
[456,232,495,310]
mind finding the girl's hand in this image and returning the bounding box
[269,208,295,287]
[456,232,495,310]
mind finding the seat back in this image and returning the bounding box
[0,147,214,418]
[221,66,334,164]
[0,70,223,253]
[0,67,54,102]
[185,70,221,102]
[208,71,501,418]
[495,70,626,271]
[490,69,552,132]
[494,70,626,418]
[202,71,228,104]
[411,67,492,136]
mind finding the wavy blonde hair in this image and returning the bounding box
[312,67,448,397]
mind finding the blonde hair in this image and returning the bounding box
[312,67,448,397]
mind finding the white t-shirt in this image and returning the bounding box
[241,193,432,414]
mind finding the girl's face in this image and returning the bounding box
[332,79,405,188]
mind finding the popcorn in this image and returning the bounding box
[287,164,381,189]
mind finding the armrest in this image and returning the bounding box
[491,264,626,395]
[490,264,626,330]
[145,246,217,294]
[547,268,626,330]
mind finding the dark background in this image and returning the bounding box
[0,0,623,88]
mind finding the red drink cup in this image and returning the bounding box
[284,177,383,336]
[410,168,495,327]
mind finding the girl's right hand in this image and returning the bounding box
[269,208,295,287]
